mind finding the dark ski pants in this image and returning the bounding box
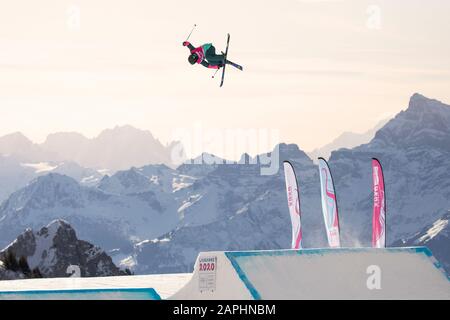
[205,46,225,66]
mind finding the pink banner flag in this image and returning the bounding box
[372,158,386,248]
[283,161,302,249]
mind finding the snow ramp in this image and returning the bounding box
[0,287,161,300]
[0,273,190,300]
[171,247,450,299]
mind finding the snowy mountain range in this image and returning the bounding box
[132,93,450,274]
[0,125,176,172]
[0,172,183,253]
[0,93,448,276]
[0,220,123,279]
[0,155,103,203]
[0,125,182,202]
[330,93,450,244]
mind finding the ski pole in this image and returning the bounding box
[185,24,197,42]
[212,68,220,79]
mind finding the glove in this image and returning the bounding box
[182,41,189,46]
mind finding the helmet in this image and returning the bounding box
[188,53,199,65]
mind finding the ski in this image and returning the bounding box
[220,33,230,87]
[226,59,243,71]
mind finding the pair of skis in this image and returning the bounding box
[219,33,243,87]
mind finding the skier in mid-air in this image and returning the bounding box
[182,41,225,69]
[181,27,242,86]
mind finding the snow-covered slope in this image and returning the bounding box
[97,164,187,195]
[0,220,123,278]
[50,162,103,186]
[394,211,450,274]
[0,154,40,203]
[0,156,103,203]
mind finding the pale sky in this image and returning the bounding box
[0,0,449,158]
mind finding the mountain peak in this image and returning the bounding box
[278,143,310,160]
[0,132,31,142]
[0,173,85,215]
[190,152,226,165]
[98,125,155,140]
[0,220,123,279]
[408,93,446,112]
[33,172,79,186]
[40,219,73,237]
[0,132,38,159]
[97,166,155,195]
[368,94,450,151]
[43,132,88,144]
[410,92,428,101]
